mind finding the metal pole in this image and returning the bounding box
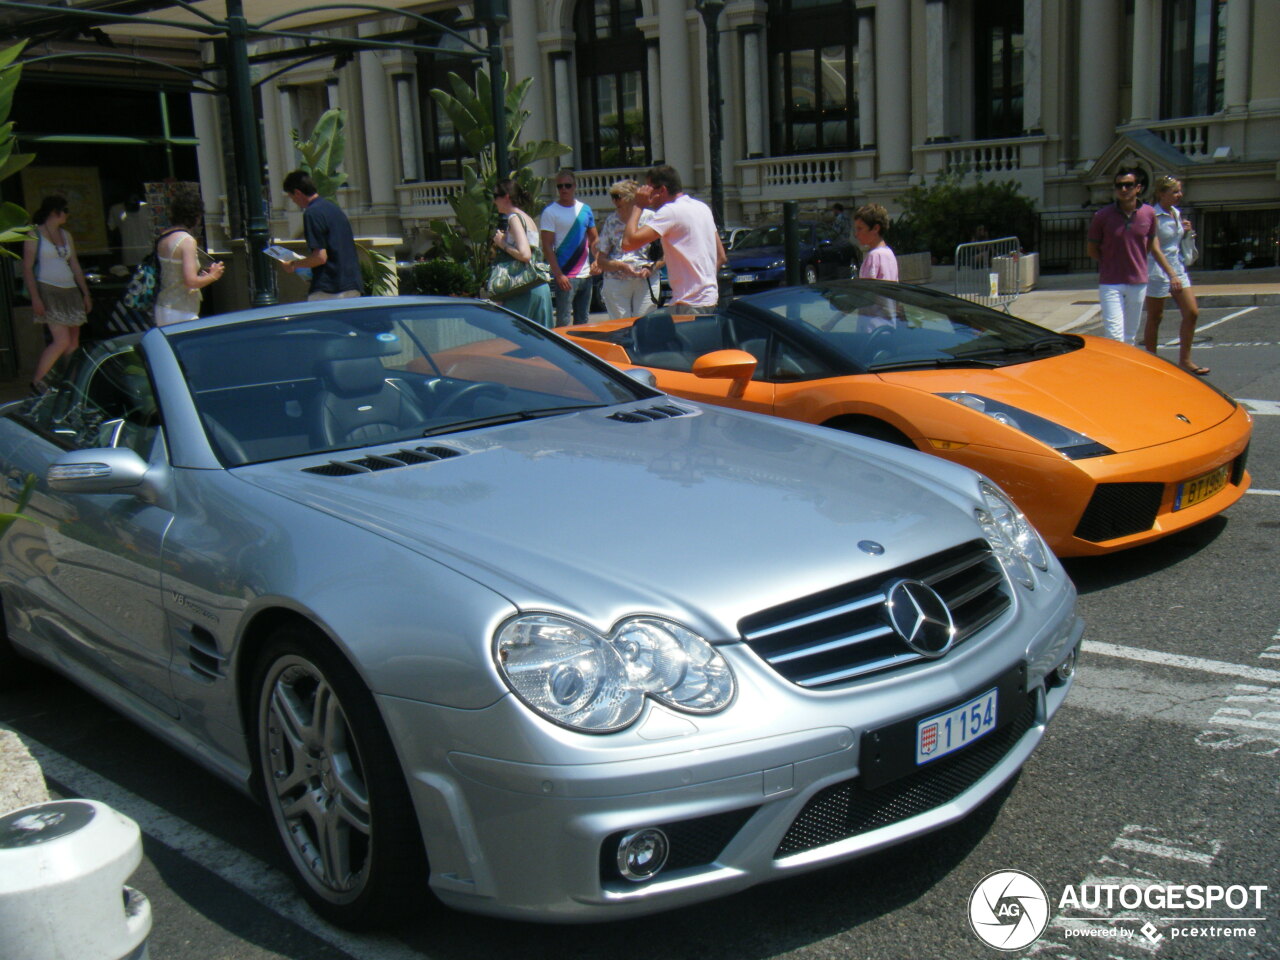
[224,0,276,306]
[488,27,508,182]
[783,201,800,286]
[698,1,725,229]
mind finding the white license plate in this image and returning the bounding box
[735,273,756,284]
[915,687,998,765]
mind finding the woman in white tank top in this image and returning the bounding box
[154,190,224,326]
[21,195,92,394]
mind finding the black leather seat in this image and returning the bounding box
[312,356,428,446]
[630,312,690,370]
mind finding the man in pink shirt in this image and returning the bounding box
[622,164,726,313]
[1088,167,1178,344]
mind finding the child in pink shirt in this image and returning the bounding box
[855,204,898,280]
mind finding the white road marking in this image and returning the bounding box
[1083,641,1280,684]
[1158,306,1258,346]
[1246,489,1280,496]
[1110,836,1217,867]
[1239,399,1280,416]
[18,735,421,960]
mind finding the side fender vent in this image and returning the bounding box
[607,403,695,424]
[303,445,464,476]
[182,625,227,684]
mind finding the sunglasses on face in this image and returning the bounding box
[1114,181,1138,189]
[556,183,574,190]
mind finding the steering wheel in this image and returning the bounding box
[432,381,510,419]
[861,325,896,366]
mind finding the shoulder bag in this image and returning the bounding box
[1179,229,1198,267]
[486,215,552,302]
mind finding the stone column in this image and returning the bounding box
[190,88,225,242]
[552,54,576,164]
[1129,0,1155,124]
[1022,0,1043,133]
[738,27,764,158]
[646,41,666,163]
[510,0,547,146]
[1077,0,1121,165]
[1223,0,1252,113]
[326,78,340,111]
[858,10,876,148]
[394,73,420,182]
[278,86,299,162]
[925,0,947,142]
[875,0,911,176]
[358,22,396,211]
[259,78,288,221]
[658,0,694,179]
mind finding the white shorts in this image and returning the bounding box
[1146,267,1191,300]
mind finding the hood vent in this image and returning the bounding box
[303,445,463,477]
[607,403,695,424]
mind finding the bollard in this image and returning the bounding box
[0,800,151,960]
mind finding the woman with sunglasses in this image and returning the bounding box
[1087,168,1178,346]
[22,195,93,393]
[596,179,660,319]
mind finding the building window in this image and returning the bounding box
[974,0,1024,139]
[575,0,650,169]
[415,12,476,181]
[767,0,857,155]
[1160,0,1227,119]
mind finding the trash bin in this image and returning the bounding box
[0,799,151,960]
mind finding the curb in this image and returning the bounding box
[0,725,50,814]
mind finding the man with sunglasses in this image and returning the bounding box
[1087,167,1178,344]
[540,169,598,325]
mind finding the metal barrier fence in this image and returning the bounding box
[954,236,1022,311]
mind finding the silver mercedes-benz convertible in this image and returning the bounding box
[0,297,1082,929]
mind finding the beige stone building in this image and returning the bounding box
[177,0,1274,273]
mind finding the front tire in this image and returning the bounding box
[253,625,427,928]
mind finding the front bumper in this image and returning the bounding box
[376,585,1083,922]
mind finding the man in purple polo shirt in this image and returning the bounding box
[1087,167,1178,344]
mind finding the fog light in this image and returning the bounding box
[616,828,669,882]
[1055,646,1078,682]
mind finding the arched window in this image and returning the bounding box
[767,0,858,155]
[574,0,650,168]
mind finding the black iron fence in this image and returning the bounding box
[1031,207,1280,275]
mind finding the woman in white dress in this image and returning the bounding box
[1142,176,1205,375]
[154,190,224,326]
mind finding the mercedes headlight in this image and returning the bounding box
[494,614,735,733]
[937,393,1113,460]
[976,481,1050,589]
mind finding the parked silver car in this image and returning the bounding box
[0,298,1082,928]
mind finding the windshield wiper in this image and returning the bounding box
[867,356,1003,372]
[421,404,605,437]
[962,336,1072,360]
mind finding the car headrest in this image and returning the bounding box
[320,357,390,397]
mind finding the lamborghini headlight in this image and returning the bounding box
[976,480,1050,589]
[494,614,735,732]
[937,393,1113,460]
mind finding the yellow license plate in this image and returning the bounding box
[1175,464,1230,510]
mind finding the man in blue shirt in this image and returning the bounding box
[281,170,362,299]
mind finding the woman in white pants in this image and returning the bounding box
[596,179,660,320]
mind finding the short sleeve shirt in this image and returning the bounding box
[540,200,595,279]
[648,193,720,307]
[1088,202,1157,285]
[303,196,362,295]
[859,245,899,281]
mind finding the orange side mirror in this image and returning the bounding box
[692,349,757,381]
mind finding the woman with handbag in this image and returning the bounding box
[489,179,553,327]
[154,190,224,326]
[1142,176,1206,375]
[21,196,93,393]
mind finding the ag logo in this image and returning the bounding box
[968,869,1050,951]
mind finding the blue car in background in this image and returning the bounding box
[725,221,862,292]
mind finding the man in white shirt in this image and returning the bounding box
[539,170,598,325]
[622,164,726,313]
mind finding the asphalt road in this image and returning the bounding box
[2,304,1278,960]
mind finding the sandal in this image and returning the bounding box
[1180,363,1210,376]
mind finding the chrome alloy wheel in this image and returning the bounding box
[260,653,372,903]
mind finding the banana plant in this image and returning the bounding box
[428,68,569,293]
[0,474,38,539]
[292,109,397,295]
[0,42,35,254]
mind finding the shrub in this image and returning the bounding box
[894,172,1038,263]
[411,259,473,296]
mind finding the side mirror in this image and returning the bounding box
[692,349,757,382]
[47,447,169,505]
